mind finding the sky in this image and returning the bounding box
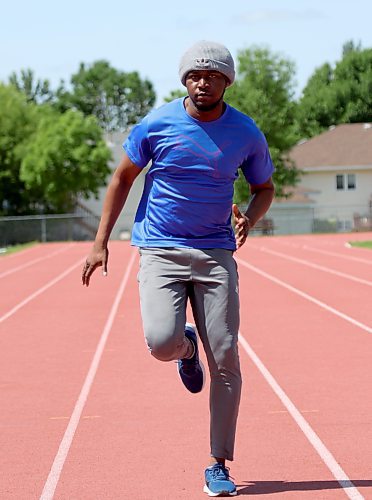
[2,0,372,106]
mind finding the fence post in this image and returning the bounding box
[41,217,47,243]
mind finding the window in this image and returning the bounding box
[336,175,344,190]
[347,174,356,189]
[336,174,356,190]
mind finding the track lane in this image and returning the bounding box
[236,243,372,497]
[257,232,372,267]
[0,243,77,280]
[40,249,137,500]
[0,242,134,499]
[246,234,372,284]
[50,249,356,500]
[1,236,371,499]
[0,243,75,268]
[0,243,90,317]
[238,243,372,327]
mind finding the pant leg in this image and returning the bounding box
[189,249,242,462]
[138,247,192,361]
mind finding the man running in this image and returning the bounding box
[82,40,275,496]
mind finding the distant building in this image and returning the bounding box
[268,123,372,234]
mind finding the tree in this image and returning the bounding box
[9,69,54,104]
[20,108,111,212]
[56,60,156,131]
[297,42,372,138]
[163,89,187,103]
[294,63,337,137]
[0,84,111,215]
[225,46,301,201]
[0,84,41,215]
[342,40,362,56]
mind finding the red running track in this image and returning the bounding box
[0,234,371,499]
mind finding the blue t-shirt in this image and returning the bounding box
[124,98,274,250]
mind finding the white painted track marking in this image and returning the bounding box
[236,257,372,335]
[238,332,364,500]
[39,249,137,500]
[0,258,85,324]
[260,246,372,287]
[303,245,372,265]
[0,244,41,260]
[0,244,76,279]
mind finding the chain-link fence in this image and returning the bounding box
[1,204,372,247]
[273,203,372,235]
[0,214,99,247]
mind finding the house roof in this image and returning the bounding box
[290,123,372,169]
[274,186,319,205]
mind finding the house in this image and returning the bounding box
[268,123,372,234]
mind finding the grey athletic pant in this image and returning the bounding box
[137,247,242,461]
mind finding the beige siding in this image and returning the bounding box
[298,169,372,220]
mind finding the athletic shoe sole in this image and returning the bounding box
[203,484,237,496]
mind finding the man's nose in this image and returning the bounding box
[198,77,209,87]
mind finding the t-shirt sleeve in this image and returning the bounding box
[123,117,152,168]
[240,129,275,185]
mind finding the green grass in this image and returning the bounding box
[0,241,38,256]
[349,240,372,250]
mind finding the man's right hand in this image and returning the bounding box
[81,245,109,287]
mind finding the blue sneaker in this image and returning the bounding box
[204,463,237,497]
[177,323,205,394]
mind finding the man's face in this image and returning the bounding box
[185,70,228,112]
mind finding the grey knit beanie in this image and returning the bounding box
[179,40,235,87]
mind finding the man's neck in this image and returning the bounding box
[184,97,226,122]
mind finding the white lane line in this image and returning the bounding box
[0,257,85,324]
[303,245,372,265]
[0,244,40,260]
[238,332,364,500]
[39,249,137,500]
[236,257,372,335]
[0,244,76,279]
[260,247,372,287]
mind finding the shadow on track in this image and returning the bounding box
[237,480,372,496]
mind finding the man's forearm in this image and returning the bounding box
[94,175,132,246]
[245,185,275,227]
[91,155,142,248]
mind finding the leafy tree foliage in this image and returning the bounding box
[0,84,39,214]
[9,69,53,104]
[0,84,111,215]
[297,41,372,138]
[225,46,301,202]
[2,59,157,215]
[163,89,187,103]
[20,108,111,212]
[56,60,156,131]
[342,40,362,56]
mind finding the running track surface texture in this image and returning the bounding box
[1,233,372,500]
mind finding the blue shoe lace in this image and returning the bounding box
[208,464,233,481]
